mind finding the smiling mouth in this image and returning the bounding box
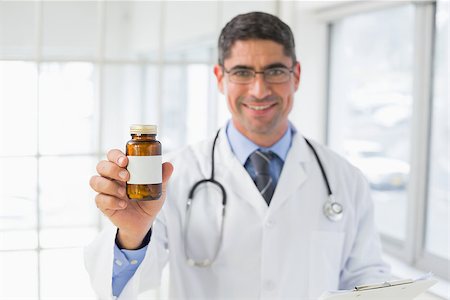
[244,103,276,111]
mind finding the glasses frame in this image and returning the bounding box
[222,65,295,84]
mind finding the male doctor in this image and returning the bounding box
[86,12,390,299]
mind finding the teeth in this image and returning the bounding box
[247,104,272,110]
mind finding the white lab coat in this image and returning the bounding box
[84,129,390,300]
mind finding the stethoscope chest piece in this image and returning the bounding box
[323,195,344,222]
[305,139,344,223]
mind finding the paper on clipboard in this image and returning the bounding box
[318,274,437,300]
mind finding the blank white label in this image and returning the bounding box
[127,155,162,184]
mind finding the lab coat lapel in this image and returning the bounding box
[269,133,312,212]
[216,129,268,218]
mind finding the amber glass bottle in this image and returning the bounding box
[126,125,162,200]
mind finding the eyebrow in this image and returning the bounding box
[228,63,290,71]
[264,63,290,69]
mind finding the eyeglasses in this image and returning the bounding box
[223,66,294,84]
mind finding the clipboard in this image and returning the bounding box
[318,276,438,300]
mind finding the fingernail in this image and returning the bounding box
[118,187,125,196]
[119,200,126,208]
[118,156,125,166]
[119,170,127,179]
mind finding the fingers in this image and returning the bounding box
[95,194,127,215]
[95,149,128,182]
[107,149,128,168]
[96,160,129,182]
[93,155,172,206]
[90,175,126,198]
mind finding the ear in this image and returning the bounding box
[214,64,225,94]
[292,61,301,91]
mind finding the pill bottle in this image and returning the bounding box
[126,124,162,200]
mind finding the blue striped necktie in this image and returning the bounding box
[249,150,276,205]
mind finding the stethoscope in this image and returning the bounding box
[184,129,343,267]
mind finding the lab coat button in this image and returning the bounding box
[114,259,123,266]
[264,280,275,290]
[130,259,138,265]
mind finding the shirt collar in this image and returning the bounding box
[226,120,294,165]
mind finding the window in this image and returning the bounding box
[328,4,415,242]
[327,1,449,281]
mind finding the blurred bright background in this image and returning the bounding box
[0,0,448,299]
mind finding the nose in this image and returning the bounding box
[248,74,271,99]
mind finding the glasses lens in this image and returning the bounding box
[229,69,254,84]
[264,68,291,83]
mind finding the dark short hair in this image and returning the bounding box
[218,12,296,65]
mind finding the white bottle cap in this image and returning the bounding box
[130,124,157,135]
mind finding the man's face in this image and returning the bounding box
[214,39,300,142]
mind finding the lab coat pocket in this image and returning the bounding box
[308,231,345,299]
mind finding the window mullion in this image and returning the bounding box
[35,1,44,299]
[405,1,436,265]
[156,2,165,132]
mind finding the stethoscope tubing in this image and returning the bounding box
[184,129,344,267]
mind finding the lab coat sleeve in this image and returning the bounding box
[84,211,170,300]
[339,170,392,289]
[84,224,118,299]
[118,212,169,299]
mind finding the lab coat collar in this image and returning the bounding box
[217,128,269,216]
[269,129,313,213]
[216,125,313,217]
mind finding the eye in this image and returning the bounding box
[231,69,254,78]
[265,68,286,77]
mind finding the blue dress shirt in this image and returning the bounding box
[112,121,294,296]
[112,242,148,296]
[226,121,293,189]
